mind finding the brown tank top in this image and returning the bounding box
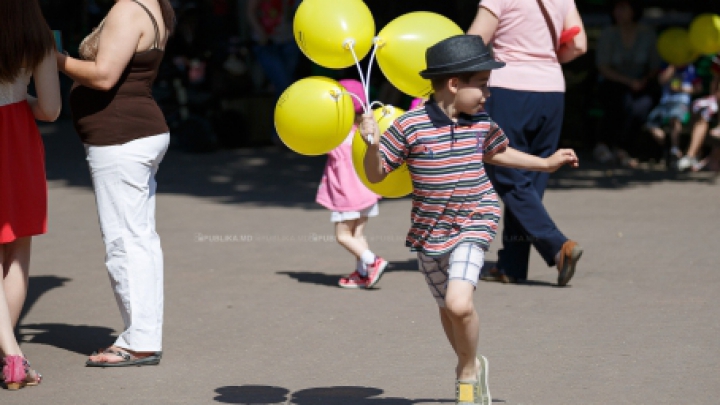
[70,0,169,146]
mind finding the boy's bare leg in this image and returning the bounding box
[439,307,457,353]
[443,280,480,381]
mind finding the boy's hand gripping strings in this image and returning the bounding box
[360,112,381,146]
[360,112,387,184]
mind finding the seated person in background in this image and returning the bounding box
[594,0,661,167]
[677,55,720,172]
[644,62,701,164]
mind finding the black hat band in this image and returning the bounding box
[422,52,494,75]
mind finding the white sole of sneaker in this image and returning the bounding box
[478,355,491,405]
[337,283,367,289]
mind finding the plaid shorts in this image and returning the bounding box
[417,243,485,307]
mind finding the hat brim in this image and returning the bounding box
[420,60,506,79]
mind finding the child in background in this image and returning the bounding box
[677,55,720,172]
[645,63,701,164]
[409,97,426,110]
[315,79,388,289]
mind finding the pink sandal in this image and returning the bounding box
[2,355,41,390]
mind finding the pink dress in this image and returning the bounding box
[316,127,380,213]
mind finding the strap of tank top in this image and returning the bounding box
[132,0,161,49]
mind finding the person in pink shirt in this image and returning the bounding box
[468,0,587,285]
[315,79,388,289]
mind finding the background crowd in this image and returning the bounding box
[39,0,720,171]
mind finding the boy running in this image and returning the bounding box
[361,35,579,405]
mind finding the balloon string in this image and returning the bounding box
[347,42,370,115]
[369,101,385,109]
[365,42,379,107]
[344,92,368,112]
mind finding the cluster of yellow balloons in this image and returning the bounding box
[657,14,720,66]
[292,0,463,97]
[275,0,462,197]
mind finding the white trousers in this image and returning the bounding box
[85,134,169,351]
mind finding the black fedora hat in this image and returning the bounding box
[420,35,505,79]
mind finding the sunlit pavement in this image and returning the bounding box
[4,119,718,404]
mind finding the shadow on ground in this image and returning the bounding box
[40,120,718,211]
[19,323,117,355]
[479,261,559,288]
[16,275,116,355]
[213,385,463,404]
[17,275,71,325]
[278,259,560,289]
[277,259,419,288]
[547,159,718,189]
[41,120,328,208]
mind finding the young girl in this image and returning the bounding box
[0,0,61,389]
[315,79,388,289]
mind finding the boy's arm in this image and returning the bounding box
[484,146,579,173]
[361,113,388,183]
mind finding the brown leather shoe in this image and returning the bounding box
[480,267,515,284]
[557,240,583,286]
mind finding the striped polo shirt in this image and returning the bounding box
[380,98,509,256]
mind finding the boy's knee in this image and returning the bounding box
[445,298,474,319]
[444,286,475,319]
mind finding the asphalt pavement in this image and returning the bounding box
[2,119,718,404]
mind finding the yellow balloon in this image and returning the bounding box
[657,28,698,66]
[293,0,375,69]
[351,106,413,198]
[689,14,720,55]
[275,77,355,156]
[376,12,464,98]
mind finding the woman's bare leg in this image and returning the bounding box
[0,238,31,357]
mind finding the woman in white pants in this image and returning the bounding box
[57,0,175,366]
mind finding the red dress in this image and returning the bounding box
[0,72,47,243]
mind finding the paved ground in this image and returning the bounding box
[2,119,719,404]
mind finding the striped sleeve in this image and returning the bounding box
[483,121,509,157]
[379,120,409,173]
